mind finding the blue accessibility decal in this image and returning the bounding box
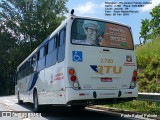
[72,51,83,62]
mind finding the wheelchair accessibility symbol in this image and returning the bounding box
[72,51,83,62]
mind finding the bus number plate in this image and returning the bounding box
[101,78,112,82]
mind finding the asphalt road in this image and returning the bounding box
[0,95,154,120]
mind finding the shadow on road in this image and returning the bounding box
[15,102,128,120]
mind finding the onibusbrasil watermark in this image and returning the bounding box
[0,111,42,118]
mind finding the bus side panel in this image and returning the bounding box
[37,62,66,105]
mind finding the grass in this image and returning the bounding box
[136,35,160,69]
[105,100,160,114]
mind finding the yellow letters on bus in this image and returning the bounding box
[97,66,122,74]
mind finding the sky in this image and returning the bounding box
[66,0,160,44]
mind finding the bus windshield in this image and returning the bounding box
[71,18,134,50]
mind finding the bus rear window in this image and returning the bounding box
[71,19,134,50]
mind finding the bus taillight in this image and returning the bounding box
[133,70,138,77]
[132,70,137,81]
[71,75,76,81]
[132,77,137,81]
[69,69,75,75]
[68,68,81,90]
[130,70,137,89]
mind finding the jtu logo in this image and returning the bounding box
[90,65,122,74]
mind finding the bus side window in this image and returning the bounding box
[37,47,45,71]
[40,47,44,59]
[57,28,66,62]
[32,54,37,72]
[26,58,31,76]
[55,35,58,48]
[60,28,66,45]
[37,51,40,61]
[46,36,57,67]
[48,38,55,53]
[44,43,48,56]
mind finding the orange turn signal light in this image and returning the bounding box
[69,69,75,75]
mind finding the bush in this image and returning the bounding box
[136,35,160,92]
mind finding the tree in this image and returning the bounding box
[0,23,18,95]
[0,0,69,95]
[0,0,68,47]
[140,19,150,44]
[140,4,160,44]
[150,4,160,36]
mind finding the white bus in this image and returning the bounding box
[15,12,138,111]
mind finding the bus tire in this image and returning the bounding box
[17,92,23,104]
[71,105,86,110]
[33,90,39,112]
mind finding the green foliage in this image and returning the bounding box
[136,35,160,92]
[0,23,33,95]
[150,4,160,35]
[138,77,148,92]
[140,19,150,43]
[140,4,160,43]
[0,26,19,94]
[106,100,160,114]
[0,0,68,42]
[144,64,156,80]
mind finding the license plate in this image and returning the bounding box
[101,78,112,82]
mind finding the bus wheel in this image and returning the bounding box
[71,105,86,110]
[17,92,23,104]
[33,91,39,111]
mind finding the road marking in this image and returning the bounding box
[4,100,14,106]
[0,102,15,111]
[23,118,31,120]
[13,99,17,101]
[4,100,11,102]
